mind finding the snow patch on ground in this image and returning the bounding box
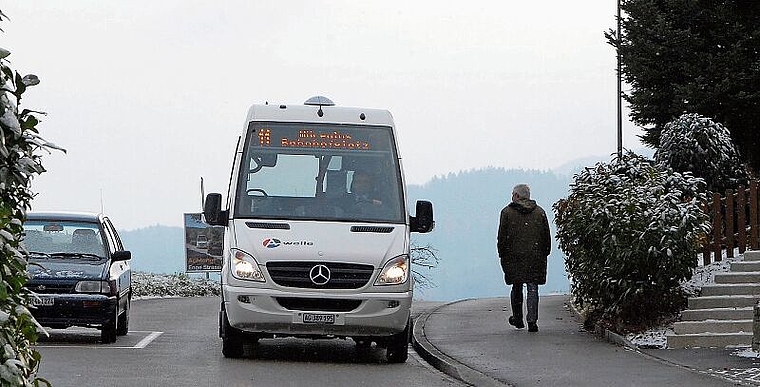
[732,347,760,359]
[680,255,737,297]
[132,271,220,299]
[626,327,675,349]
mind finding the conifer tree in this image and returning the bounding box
[608,1,760,174]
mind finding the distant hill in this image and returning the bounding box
[119,225,185,274]
[407,167,572,301]
[118,167,576,301]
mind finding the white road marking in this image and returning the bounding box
[36,330,163,349]
[134,331,163,348]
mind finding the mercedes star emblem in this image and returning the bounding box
[309,264,331,285]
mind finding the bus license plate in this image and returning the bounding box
[302,313,335,324]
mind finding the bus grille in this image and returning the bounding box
[275,297,362,312]
[266,262,374,289]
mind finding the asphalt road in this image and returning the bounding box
[35,297,460,387]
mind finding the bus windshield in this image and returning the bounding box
[235,122,405,223]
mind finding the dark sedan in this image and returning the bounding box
[23,212,132,343]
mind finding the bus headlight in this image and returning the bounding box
[375,255,409,285]
[231,249,265,282]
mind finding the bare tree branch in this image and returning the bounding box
[411,242,439,289]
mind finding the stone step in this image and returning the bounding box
[688,295,759,309]
[681,307,753,321]
[732,261,760,272]
[715,272,760,284]
[701,283,760,296]
[666,332,752,348]
[745,250,760,261]
[673,319,753,335]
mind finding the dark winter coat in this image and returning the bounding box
[497,198,551,285]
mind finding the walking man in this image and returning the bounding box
[497,184,551,332]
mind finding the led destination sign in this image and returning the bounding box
[253,124,392,151]
[258,128,370,149]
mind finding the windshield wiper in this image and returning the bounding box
[48,252,103,260]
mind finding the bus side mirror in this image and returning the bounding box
[410,200,434,233]
[203,193,228,226]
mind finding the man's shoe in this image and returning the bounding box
[508,316,525,329]
[528,322,538,332]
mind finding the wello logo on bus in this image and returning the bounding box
[262,238,281,248]
[263,238,314,248]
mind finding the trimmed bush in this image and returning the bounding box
[655,113,752,192]
[554,151,709,331]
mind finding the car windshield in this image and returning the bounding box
[235,122,405,223]
[22,220,106,259]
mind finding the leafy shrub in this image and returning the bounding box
[655,113,751,192]
[553,151,710,331]
[0,11,63,386]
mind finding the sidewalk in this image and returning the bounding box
[412,295,757,386]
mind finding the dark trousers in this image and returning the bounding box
[511,283,539,323]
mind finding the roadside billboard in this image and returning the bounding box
[183,213,223,272]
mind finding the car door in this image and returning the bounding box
[103,218,131,308]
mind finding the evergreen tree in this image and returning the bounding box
[608,0,760,175]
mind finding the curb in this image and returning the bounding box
[565,299,638,349]
[412,299,514,387]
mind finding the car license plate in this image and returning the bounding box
[31,297,54,307]
[301,313,335,324]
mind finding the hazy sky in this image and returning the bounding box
[3,1,643,230]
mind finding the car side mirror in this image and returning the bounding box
[410,200,434,233]
[204,193,228,226]
[111,250,131,262]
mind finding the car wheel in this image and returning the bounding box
[101,304,118,344]
[385,318,410,363]
[116,297,130,336]
[221,309,245,358]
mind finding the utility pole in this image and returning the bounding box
[617,0,623,157]
[200,176,205,210]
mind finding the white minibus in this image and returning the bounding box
[203,96,434,362]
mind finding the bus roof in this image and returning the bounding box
[245,98,394,127]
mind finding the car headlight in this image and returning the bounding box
[375,255,409,286]
[231,249,265,282]
[75,280,111,294]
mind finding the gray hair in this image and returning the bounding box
[512,184,531,200]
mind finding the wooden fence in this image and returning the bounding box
[701,180,760,265]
